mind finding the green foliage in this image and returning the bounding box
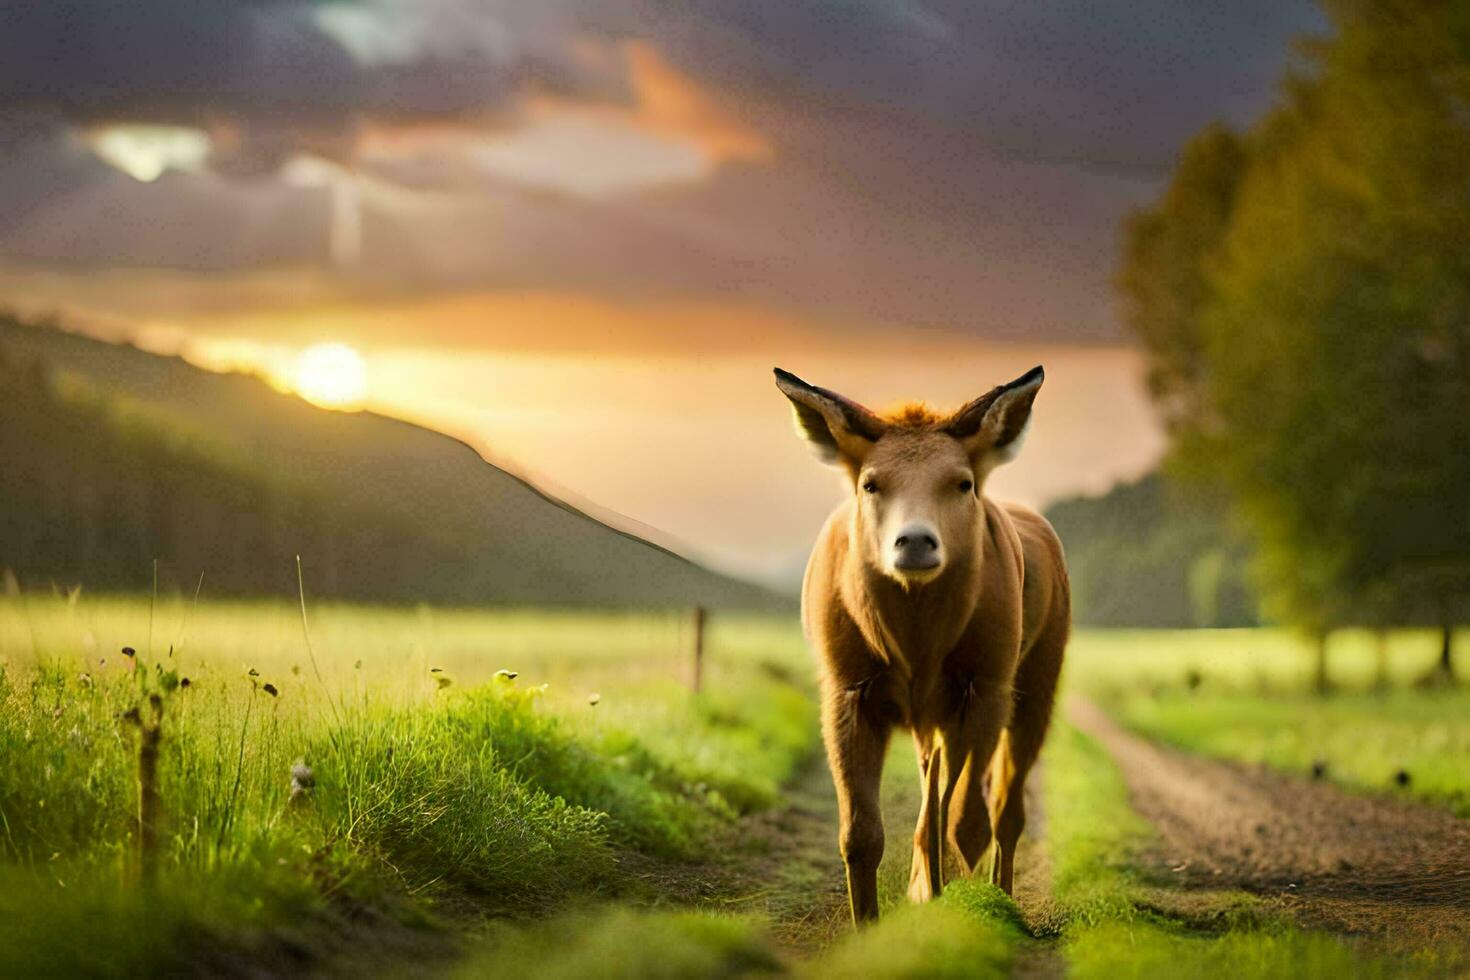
[1046,473,1258,627]
[1120,1,1470,636]
[1119,122,1248,434]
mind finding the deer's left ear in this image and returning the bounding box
[943,366,1044,471]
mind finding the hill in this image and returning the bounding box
[0,315,782,608]
[1045,472,1258,628]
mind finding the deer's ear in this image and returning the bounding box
[944,366,1044,472]
[774,368,886,467]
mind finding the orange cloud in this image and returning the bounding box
[519,39,773,171]
[619,40,773,165]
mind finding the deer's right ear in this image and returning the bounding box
[774,368,886,467]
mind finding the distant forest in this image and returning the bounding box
[1045,474,1258,629]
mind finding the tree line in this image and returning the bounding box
[1120,0,1470,683]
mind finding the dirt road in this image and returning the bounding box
[1069,696,1470,949]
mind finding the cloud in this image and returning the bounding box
[0,0,1325,344]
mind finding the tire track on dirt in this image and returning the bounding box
[1070,696,1470,949]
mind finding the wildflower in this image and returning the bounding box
[290,760,315,802]
[494,669,518,682]
[262,683,279,698]
[248,668,260,677]
[180,677,191,689]
[588,693,601,706]
[121,647,135,658]
[435,676,453,689]
[430,667,444,673]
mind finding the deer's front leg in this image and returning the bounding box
[823,679,891,924]
[908,734,944,903]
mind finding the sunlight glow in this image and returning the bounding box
[88,125,211,182]
[293,342,368,409]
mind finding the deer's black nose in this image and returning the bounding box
[893,525,941,572]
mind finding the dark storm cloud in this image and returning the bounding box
[2,2,357,121]
[0,1,614,124]
[0,0,1326,343]
[657,0,1323,176]
[0,0,1323,171]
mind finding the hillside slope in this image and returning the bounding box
[1045,472,1257,628]
[0,316,781,608]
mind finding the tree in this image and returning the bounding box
[1122,0,1470,683]
[1119,123,1248,438]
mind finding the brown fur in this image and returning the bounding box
[880,401,947,427]
[775,366,1070,924]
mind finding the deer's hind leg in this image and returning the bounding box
[988,621,1066,895]
[937,684,1011,880]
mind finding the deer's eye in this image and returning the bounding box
[958,478,974,494]
[861,480,879,494]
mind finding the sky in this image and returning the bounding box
[0,0,1325,583]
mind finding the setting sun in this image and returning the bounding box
[293,342,367,409]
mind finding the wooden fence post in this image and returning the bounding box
[692,605,707,693]
[129,693,164,886]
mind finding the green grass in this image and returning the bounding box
[803,883,1021,979]
[454,910,783,979]
[1109,691,1470,817]
[1066,629,1470,815]
[442,708,1460,979]
[0,593,815,975]
[1064,628,1453,695]
[6,603,1465,976]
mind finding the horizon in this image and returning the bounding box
[15,308,1164,586]
[0,0,1321,583]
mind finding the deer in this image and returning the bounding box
[774,365,1070,925]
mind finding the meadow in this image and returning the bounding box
[1,594,1464,976]
[0,592,815,975]
[1067,629,1470,816]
